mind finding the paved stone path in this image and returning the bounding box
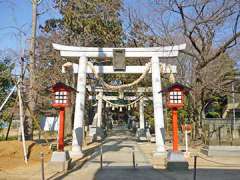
[60,129,151,179]
[59,129,240,180]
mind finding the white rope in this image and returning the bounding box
[102,96,143,108]
[87,61,151,90]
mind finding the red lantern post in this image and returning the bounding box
[49,82,76,151]
[161,83,190,152]
[172,108,179,151]
[58,108,65,151]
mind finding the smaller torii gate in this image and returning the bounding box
[89,91,153,130]
[53,43,186,157]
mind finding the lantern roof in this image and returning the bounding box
[48,82,77,93]
[159,82,191,94]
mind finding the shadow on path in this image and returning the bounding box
[94,166,240,180]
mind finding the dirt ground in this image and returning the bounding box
[0,134,101,180]
[0,140,51,170]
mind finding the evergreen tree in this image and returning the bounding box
[0,50,15,130]
[43,0,123,47]
[35,0,124,135]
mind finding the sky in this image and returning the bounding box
[0,0,150,75]
[0,0,239,58]
[0,0,60,51]
[0,0,146,52]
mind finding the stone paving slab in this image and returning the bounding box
[59,129,240,180]
[95,167,240,180]
[60,129,151,179]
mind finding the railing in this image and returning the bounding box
[41,152,45,180]
[203,118,240,123]
[99,144,136,169]
[192,155,240,180]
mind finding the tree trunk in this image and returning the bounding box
[63,71,75,137]
[26,0,37,140]
[64,106,73,137]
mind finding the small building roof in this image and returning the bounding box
[47,82,77,93]
[160,82,191,94]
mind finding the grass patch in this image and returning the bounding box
[0,135,18,141]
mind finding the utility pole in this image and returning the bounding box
[27,0,42,140]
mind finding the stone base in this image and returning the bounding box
[69,150,84,159]
[150,137,156,143]
[152,155,166,169]
[49,151,71,171]
[139,136,147,141]
[153,150,167,157]
[201,146,240,157]
[166,151,189,171]
[89,126,105,142]
[136,129,148,142]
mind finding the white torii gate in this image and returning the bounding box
[94,94,151,130]
[88,89,153,130]
[53,43,186,157]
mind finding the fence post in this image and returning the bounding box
[132,147,136,168]
[41,152,45,180]
[100,145,103,169]
[193,155,197,180]
[218,127,221,145]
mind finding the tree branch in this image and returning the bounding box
[199,31,240,69]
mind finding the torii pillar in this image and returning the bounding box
[96,90,104,140]
[139,98,145,130]
[152,56,165,154]
[97,90,103,128]
[71,56,87,157]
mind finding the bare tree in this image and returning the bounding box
[124,0,240,139]
[169,0,240,69]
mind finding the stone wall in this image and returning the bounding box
[202,118,240,145]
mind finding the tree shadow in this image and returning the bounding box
[51,136,134,179]
[94,166,240,180]
[27,142,36,159]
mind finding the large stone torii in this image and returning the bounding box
[53,43,186,157]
